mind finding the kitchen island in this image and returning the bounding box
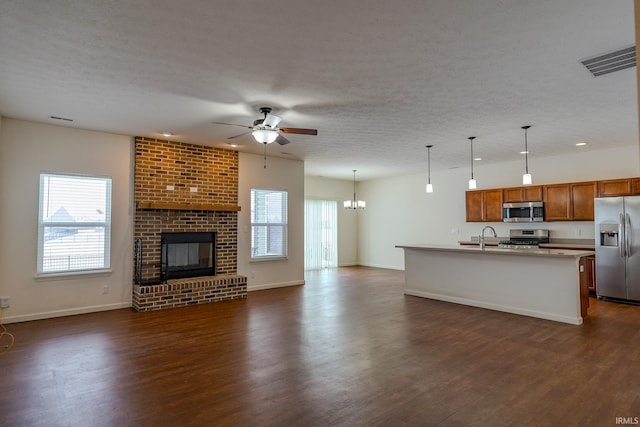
[396,244,595,325]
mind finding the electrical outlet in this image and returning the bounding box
[0,297,10,308]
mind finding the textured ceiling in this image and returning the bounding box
[0,0,637,181]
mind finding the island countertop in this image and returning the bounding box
[396,244,592,325]
[396,244,594,258]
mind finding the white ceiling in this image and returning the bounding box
[0,0,637,181]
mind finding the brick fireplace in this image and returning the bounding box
[132,137,247,311]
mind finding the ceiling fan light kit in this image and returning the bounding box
[252,129,278,144]
[212,106,317,147]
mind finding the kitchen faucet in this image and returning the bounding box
[479,226,497,249]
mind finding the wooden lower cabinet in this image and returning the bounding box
[587,255,596,294]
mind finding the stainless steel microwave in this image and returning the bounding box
[503,201,544,222]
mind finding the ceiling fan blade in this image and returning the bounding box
[212,121,252,129]
[228,131,251,139]
[275,134,291,145]
[262,113,282,128]
[280,127,318,136]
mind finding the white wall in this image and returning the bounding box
[238,152,305,290]
[357,145,640,270]
[304,176,358,266]
[0,118,134,323]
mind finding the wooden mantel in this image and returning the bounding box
[136,202,241,212]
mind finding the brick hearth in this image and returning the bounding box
[132,275,247,311]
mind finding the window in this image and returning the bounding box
[304,200,338,270]
[37,173,112,274]
[251,189,287,260]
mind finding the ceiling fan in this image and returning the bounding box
[212,107,318,145]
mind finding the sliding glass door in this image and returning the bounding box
[304,200,337,270]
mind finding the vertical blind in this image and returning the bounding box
[37,173,112,274]
[304,200,337,270]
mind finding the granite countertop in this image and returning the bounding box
[398,244,594,258]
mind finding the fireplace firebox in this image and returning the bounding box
[160,232,216,281]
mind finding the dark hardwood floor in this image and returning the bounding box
[1,266,639,426]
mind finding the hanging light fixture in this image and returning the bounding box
[468,136,477,189]
[522,125,532,185]
[344,170,366,209]
[425,145,434,193]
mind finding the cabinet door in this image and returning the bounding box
[484,189,503,222]
[599,179,632,197]
[633,178,640,195]
[503,188,523,203]
[587,255,596,293]
[466,191,483,222]
[543,184,571,221]
[522,186,543,201]
[571,182,597,220]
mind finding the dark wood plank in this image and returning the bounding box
[1,266,639,426]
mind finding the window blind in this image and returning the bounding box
[304,200,338,270]
[37,173,112,274]
[250,189,288,260]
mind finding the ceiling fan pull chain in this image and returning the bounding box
[263,143,267,168]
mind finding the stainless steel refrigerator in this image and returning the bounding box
[594,196,640,302]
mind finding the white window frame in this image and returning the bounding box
[37,172,112,275]
[250,188,288,261]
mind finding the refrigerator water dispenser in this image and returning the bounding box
[599,224,619,247]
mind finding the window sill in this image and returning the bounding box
[34,269,113,281]
[250,257,288,263]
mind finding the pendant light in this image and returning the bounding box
[344,170,366,209]
[425,145,434,193]
[522,125,532,185]
[468,136,477,189]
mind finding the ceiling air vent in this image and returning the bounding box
[580,45,636,77]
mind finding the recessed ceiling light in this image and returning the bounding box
[474,157,482,161]
[228,143,238,148]
[161,132,173,137]
[576,142,588,146]
[520,151,529,155]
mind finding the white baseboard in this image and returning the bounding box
[359,263,404,271]
[2,302,132,324]
[248,280,305,292]
[404,289,582,325]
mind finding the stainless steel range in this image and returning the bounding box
[498,229,549,249]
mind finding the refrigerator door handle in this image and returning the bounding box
[626,213,632,257]
[620,213,626,258]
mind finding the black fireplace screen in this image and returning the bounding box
[160,232,216,281]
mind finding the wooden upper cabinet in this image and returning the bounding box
[466,191,483,222]
[571,181,597,220]
[484,189,503,222]
[599,178,633,197]
[543,184,571,221]
[523,186,543,202]
[543,181,596,221]
[465,189,503,222]
[503,187,522,203]
[632,178,640,195]
[503,186,543,202]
